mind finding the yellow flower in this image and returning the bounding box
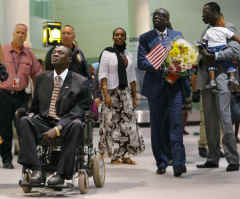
[166,56,171,64]
[169,47,180,57]
[172,42,179,49]
[178,44,184,49]
[182,46,189,55]
[166,38,199,74]
[183,55,189,63]
[189,52,197,64]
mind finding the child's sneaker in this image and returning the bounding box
[206,80,218,92]
[209,79,217,88]
[206,79,217,89]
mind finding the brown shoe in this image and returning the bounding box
[111,159,122,164]
[122,157,136,165]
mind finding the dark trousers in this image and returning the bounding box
[0,90,29,164]
[17,115,84,179]
[148,83,186,169]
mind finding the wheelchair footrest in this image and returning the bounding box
[19,180,45,188]
[47,183,73,189]
[19,180,73,189]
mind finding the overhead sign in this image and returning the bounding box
[42,21,62,47]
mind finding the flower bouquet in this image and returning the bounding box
[163,38,199,84]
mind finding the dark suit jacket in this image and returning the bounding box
[137,29,183,99]
[30,70,91,130]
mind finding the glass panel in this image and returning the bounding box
[30,0,53,54]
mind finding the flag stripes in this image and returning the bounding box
[146,43,170,70]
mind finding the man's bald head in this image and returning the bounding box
[152,8,170,31]
[153,8,170,20]
[51,45,72,72]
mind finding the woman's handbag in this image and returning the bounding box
[231,92,240,121]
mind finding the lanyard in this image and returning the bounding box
[11,52,22,75]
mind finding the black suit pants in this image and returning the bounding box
[17,115,84,179]
[0,90,29,164]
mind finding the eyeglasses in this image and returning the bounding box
[152,12,169,20]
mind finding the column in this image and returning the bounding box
[128,0,150,92]
[3,0,30,44]
[0,0,4,41]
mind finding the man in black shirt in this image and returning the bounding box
[45,25,90,78]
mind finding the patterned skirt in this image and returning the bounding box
[98,87,145,160]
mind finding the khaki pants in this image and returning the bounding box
[198,96,223,149]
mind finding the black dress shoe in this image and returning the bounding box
[30,170,42,184]
[196,161,218,168]
[220,151,225,158]
[156,168,166,175]
[198,147,208,158]
[236,137,240,143]
[226,164,239,172]
[173,165,187,177]
[3,162,14,169]
[48,173,64,185]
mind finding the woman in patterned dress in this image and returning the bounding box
[98,27,145,165]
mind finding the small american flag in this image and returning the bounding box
[146,43,171,70]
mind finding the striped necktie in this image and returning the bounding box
[48,76,62,120]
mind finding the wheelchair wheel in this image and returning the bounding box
[78,170,89,194]
[92,155,106,188]
[22,172,32,193]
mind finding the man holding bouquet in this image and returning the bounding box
[137,8,189,177]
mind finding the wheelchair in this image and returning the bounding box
[19,111,106,194]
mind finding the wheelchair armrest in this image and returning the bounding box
[15,108,28,119]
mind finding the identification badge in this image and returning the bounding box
[13,77,20,88]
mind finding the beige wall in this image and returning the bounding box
[51,0,129,59]
[150,0,240,43]
[0,0,3,42]
[1,0,30,45]
[49,0,240,60]
[5,0,237,60]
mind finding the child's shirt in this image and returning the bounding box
[203,27,234,48]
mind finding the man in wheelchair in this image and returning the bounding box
[16,45,91,186]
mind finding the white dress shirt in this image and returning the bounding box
[98,50,136,90]
[53,68,68,86]
[156,28,167,40]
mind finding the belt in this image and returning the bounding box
[0,89,25,96]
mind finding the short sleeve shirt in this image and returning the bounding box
[0,44,42,91]
[203,27,234,47]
